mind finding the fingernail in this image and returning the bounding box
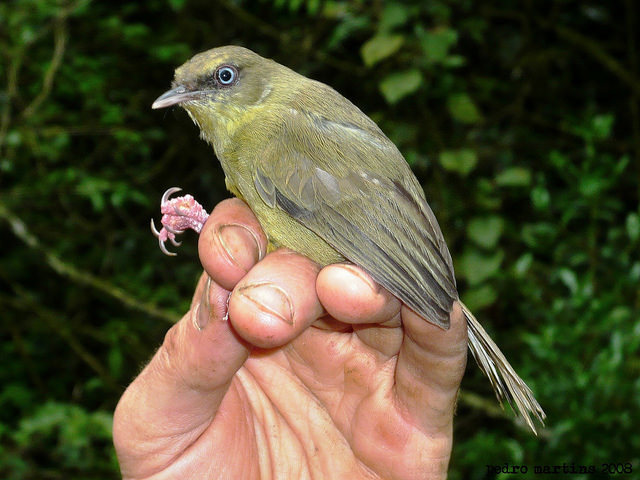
[193,277,212,330]
[340,264,380,294]
[217,223,262,272]
[237,282,294,326]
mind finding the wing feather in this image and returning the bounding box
[252,109,458,328]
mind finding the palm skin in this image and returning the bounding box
[113,199,467,480]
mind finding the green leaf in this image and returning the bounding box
[379,3,409,31]
[495,167,532,187]
[439,149,478,176]
[0,158,12,172]
[467,215,504,249]
[513,252,534,277]
[379,69,422,104]
[151,43,191,62]
[306,0,321,14]
[461,284,498,310]
[442,55,466,68]
[591,114,614,139]
[5,130,21,147]
[20,26,36,44]
[531,186,550,210]
[558,268,578,294]
[549,150,568,170]
[167,0,186,10]
[626,212,640,241]
[614,154,630,175]
[288,0,305,13]
[578,176,605,197]
[361,34,404,67]
[521,223,556,248]
[631,262,640,281]
[419,27,458,63]
[75,176,111,212]
[327,15,370,49]
[108,347,123,378]
[458,248,504,285]
[446,93,482,123]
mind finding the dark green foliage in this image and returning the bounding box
[1,0,638,478]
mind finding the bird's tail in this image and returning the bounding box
[461,302,546,434]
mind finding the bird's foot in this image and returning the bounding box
[150,187,209,256]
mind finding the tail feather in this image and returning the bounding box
[461,302,546,434]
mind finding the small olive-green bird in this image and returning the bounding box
[152,46,545,433]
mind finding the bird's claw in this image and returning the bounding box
[151,218,178,256]
[161,187,183,204]
[151,187,209,256]
[163,224,182,236]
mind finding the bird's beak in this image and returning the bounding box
[152,85,203,109]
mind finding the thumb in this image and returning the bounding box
[114,273,249,475]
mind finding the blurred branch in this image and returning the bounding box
[0,49,23,155]
[34,125,137,136]
[626,0,640,205]
[0,201,178,324]
[216,0,366,75]
[482,7,640,96]
[547,21,640,96]
[7,322,47,394]
[458,390,508,418]
[217,0,285,43]
[459,390,551,437]
[21,20,68,119]
[0,0,86,154]
[0,290,120,392]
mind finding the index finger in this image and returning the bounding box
[198,198,268,291]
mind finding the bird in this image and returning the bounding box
[152,45,546,433]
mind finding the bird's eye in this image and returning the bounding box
[215,66,237,86]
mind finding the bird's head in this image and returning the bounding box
[152,45,284,145]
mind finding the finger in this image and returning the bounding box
[317,264,401,325]
[316,263,403,357]
[395,301,468,433]
[198,198,268,291]
[228,249,324,349]
[114,273,249,474]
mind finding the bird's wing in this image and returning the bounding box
[252,113,457,328]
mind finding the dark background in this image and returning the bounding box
[1,0,638,478]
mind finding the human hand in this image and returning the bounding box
[113,198,467,480]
